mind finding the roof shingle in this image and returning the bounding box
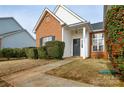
[91,22,103,31]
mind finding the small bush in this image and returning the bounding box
[25,48,38,59]
[1,48,13,60]
[21,48,27,57]
[118,64,124,71]
[0,49,3,58]
[46,41,65,59]
[115,55,124,64]
[12,48,21,58]
[12,48,26,58]
[37,47,47,59]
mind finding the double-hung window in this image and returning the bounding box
[40,36,55,46]
[92,33,104,52]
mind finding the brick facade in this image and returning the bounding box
[36,11,62,47]
[90,31,108,59]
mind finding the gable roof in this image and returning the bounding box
[34,8,65,32]
[0,17,35,40]
[91,22,104,31]
[0,17,23,34]
[54,5,87,25]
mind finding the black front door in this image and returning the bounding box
[73,38,80,56]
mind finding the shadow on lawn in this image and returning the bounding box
[0,58,26,62]
[0,78,12,87]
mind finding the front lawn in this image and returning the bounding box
[0,78,11,87]
[46,58,124,87]
[0,59,56,77]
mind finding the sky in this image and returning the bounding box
[0,5,103,38]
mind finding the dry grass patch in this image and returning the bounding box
[0,59,56,77]
[0,78,12,87]
[46,58,124,87]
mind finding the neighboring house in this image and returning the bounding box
[34,5,108,59]
[0,17,36,48]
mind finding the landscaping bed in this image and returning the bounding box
[46,58,124,87]
[0,59,56,77]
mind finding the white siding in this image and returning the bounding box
[1,31,36,48]
[55,6,82,25]
[63,27,72,57]
[0,18,22,34]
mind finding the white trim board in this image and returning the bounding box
[54,5,87,22]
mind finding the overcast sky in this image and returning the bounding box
[0,5,103,38]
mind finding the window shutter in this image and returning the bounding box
[40,38,42,47]
[52,36,55,41]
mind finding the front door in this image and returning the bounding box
[73,38,80,56]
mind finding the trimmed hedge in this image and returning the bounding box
[25,48,38,59]
[37,47,47,59]
[0,49,3,58]
[1,48,14,60]
[0,41,65,60]
[0,48,26,60]
[46,41,65,59]
[12,48,26,58]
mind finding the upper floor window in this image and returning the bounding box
[92,33,104,52]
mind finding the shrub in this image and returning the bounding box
[12,48,21,58]
[118,64,124,71]
[37,47,47,59]
[21,48,27,57]
[0,49,3,58]
[45,41,65,59]
[1,48,13,60]
[12,48,26,58]
[25,48,38,59]
[115,55,124,64]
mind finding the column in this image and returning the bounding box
[83,27,86,59]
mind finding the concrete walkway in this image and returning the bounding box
[1,58,94,87]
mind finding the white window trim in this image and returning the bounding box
[92,33,105,52]
[42,36,53,46]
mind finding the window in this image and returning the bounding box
[40,36,55,46]
[92,33,104,52]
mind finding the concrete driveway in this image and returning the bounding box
[1,58,94,87]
